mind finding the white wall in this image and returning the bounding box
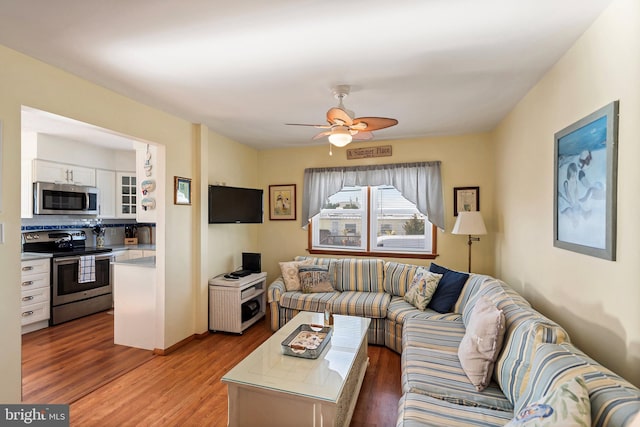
[493,0,640,386]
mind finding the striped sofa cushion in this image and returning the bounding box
[267,277,286,304]
[515,342,640,427]
[384,261,420,296]
[402,346,513,412]
[329,291,390,318]
[402,317,465,353]
[397,392,513,427]
[279,291,338,312]
[458,277,531,323]
[334,258,385,292]
[387,297,460,324]
[494,307,570,405]
[453,274,488,313]
[461,279,531,327]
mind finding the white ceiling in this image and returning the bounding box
[2,0,613,150]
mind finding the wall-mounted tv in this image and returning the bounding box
[208,185,263,224]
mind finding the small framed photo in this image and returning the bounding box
[453,186,479,216]
[174,176,192,205]
[269,184,296,220]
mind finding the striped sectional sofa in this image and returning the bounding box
[267,257,640,426]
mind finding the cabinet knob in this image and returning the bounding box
[22,311,34,317]
[22,296,35,302]
[21,281,34,287]
[22,266,34,271]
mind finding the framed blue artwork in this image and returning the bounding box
[553,101,619,260]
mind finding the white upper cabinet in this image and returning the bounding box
[33,159,96,186]
[96,169,116,218]
[116,171,137,218]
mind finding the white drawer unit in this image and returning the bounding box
[21,258,51,334]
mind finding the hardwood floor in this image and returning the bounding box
[22,311,155,404]
[22,312,402,426]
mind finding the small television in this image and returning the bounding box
[208,185,263,224]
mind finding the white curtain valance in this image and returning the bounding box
[301,161,445,230]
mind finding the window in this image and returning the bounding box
[309,186,437,259]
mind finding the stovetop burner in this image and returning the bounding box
[22,229,113,257]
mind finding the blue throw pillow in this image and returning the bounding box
[427,263,469,313]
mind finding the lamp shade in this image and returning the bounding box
[452,211,487,235]
[328,126,353,147]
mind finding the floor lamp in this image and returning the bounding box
[452,211,487,273]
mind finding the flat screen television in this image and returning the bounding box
[208,185,263,224]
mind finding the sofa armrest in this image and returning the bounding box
[267,277,286,303]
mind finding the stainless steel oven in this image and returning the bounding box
[51,253,113,324]
[33,181,99,215]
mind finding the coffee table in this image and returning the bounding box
[222,311,371,427]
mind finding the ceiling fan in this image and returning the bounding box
[286,85,398,148]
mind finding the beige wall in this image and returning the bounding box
[257,134,496,282]
[206,132,260,277]
[0,45,201,401]
[493,0,640,386]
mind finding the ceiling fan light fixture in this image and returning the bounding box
[328,127,353,147]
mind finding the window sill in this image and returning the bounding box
[307,248,438,260]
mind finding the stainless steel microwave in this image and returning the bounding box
[33,182,99,215]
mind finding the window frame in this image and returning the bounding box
[307,187,438,259]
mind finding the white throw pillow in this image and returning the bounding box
[458,296,506,391]
[279,259,314,291]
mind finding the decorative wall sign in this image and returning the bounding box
[553,101,618,260]
[453,187,479,216]
[346,145,392,160]
[174,176,192,205]
[269,184,296,220]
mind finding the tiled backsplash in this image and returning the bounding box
[21,217,155,246]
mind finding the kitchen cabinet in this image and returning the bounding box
[113,256,156,350]
[21,258,51,334]
[33,159,96,186]
[116,171,137,218]
[96,169,116,218]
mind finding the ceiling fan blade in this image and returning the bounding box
[312,131,332,140]
[352,131,373,141]
[352,117,398,131]
[327,107,353,126]
[285,123,332,129]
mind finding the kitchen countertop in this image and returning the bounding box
[21,252,53,261]
[112,255,156,267]
[107,244,156,251]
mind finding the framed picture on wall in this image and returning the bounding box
[269,184,296,220]
[174,176,192,205]
[453,186,479,216]
[553,101,618,260]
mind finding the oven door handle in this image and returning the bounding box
[54,254,112,264]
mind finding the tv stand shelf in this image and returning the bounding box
[208,272,267,334]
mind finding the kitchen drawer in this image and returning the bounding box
[21,301,50,326]
[20,272,50,291]
[21,287,50,307]
[21,259,50,276]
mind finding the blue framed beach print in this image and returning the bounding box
[553,101,619,260]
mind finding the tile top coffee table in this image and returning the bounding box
[222,311,371,427]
